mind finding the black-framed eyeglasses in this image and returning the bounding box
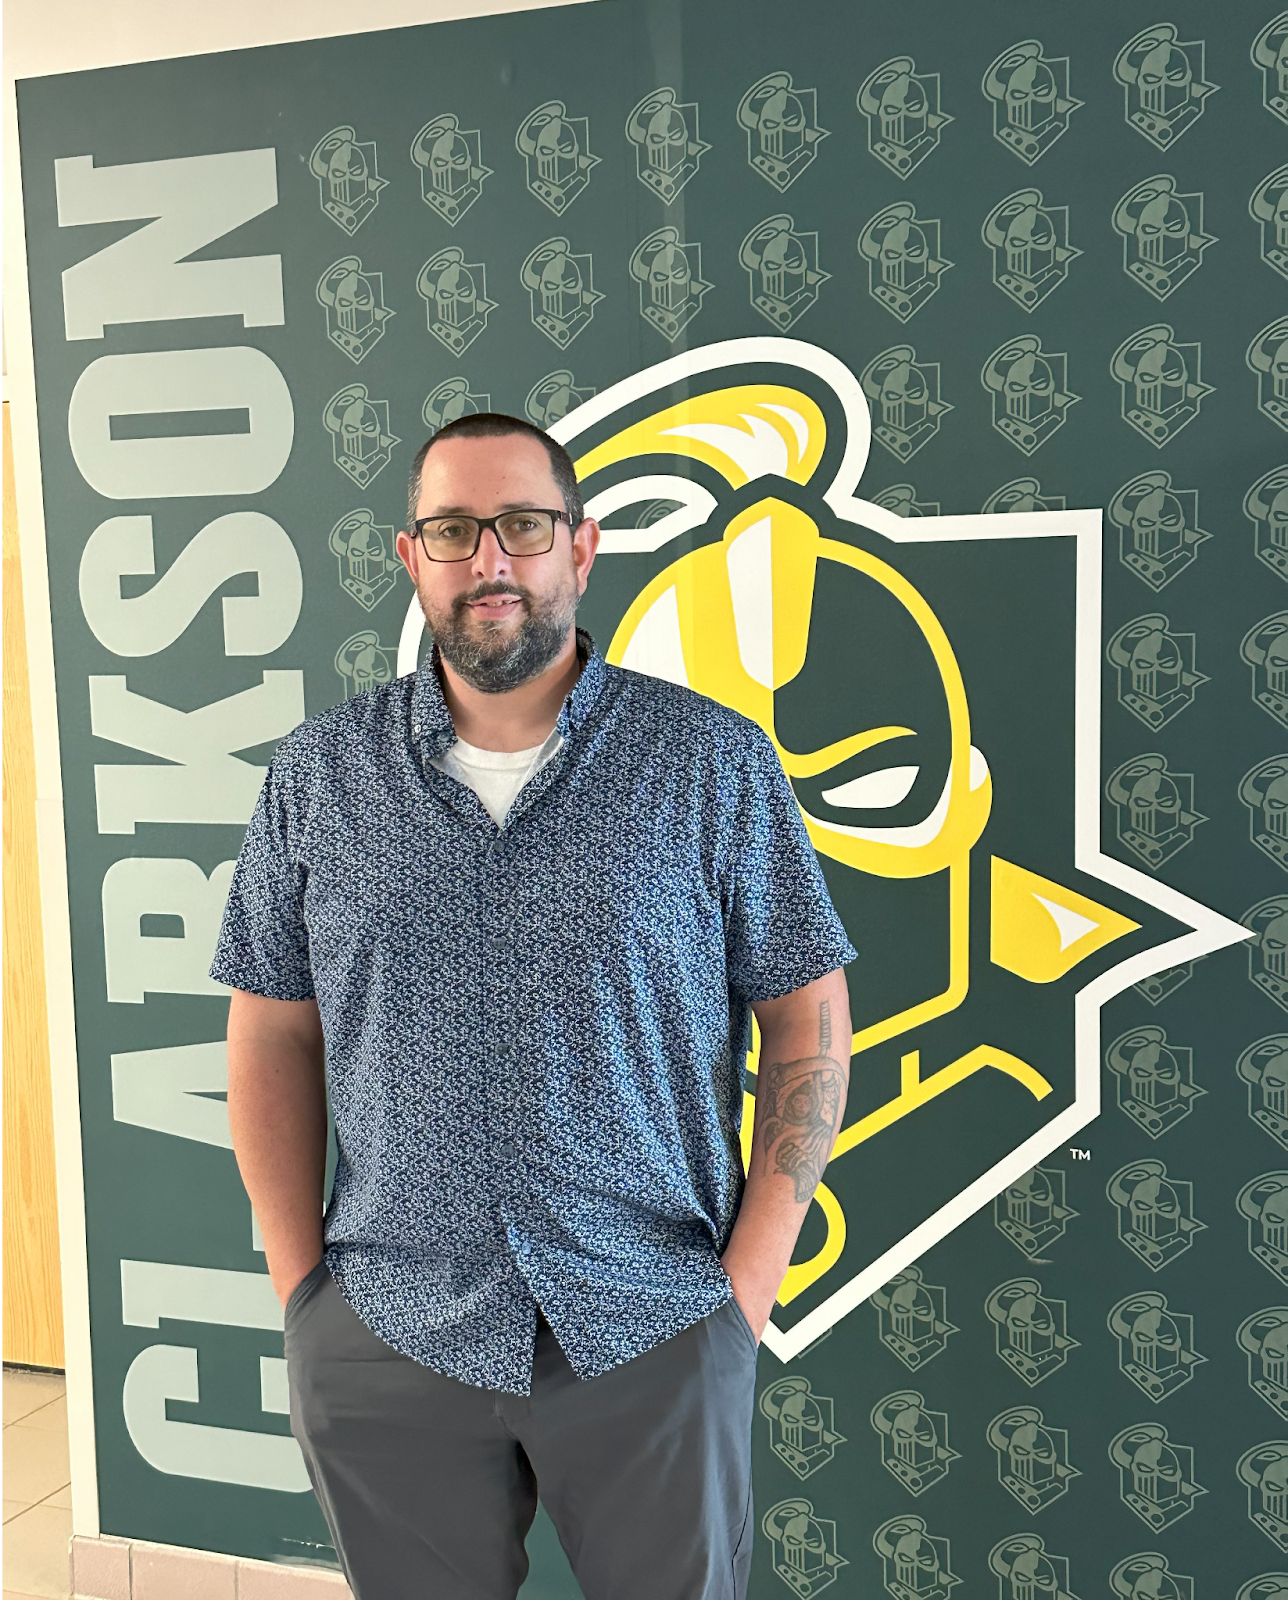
[412,509,568,562]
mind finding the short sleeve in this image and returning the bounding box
[208,751,315,1000]
[722,724,858,1003]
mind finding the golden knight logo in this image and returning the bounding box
[400,339,1245,1361]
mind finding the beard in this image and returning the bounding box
[420,574,580,694]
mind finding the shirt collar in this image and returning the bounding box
[410,626,604,757]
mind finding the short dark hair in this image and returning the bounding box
[406,412,584,533]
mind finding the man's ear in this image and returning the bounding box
[395,529,420,583]
[574,518,601,592]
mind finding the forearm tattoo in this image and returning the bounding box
[756,999,847,1204]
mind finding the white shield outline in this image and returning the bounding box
[398,336,1249,1362]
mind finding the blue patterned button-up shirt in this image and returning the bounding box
[210,629,855,1393]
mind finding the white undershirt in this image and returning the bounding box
[430,731,563,827]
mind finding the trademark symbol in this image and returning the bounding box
[1069,1148,1092,1160]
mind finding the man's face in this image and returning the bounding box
[395,432,599,694]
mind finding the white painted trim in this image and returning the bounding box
[4,0,596,85]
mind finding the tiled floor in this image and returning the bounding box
[3,1368,71,1600]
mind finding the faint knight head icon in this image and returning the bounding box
[1238,1441,1288,1551]
[410,114,491,225]
[985,1277,1079,1386]
[515,100,599,215]
[1254,12,1288,125]
[857,57,951,178]
[1248,318,1288,432]
[328,509,399,613]
[982,41,1082,164]
[1135,959,1201,1006]
[309,125,387,235]
[1244,613,1288,730]
[316,256,393,365]
[1240,1172,1288,1285]
[629,226,711,343]
[1251,166,1288,282]
[1109,471,1210,592]
[1112,176,1215,300]
[1108,1291,1205,1402]
[739,214,828,332]
[334,629,395,699]
[760,1376,845,1480]
[625,88,708,203]
[1240,1307,1288,1422]
[415,248,496,357]
[1110,1552,1193,1600]
[1107,1159,1205,1270]
[861,344,951,462]
[1109,1423,1205,1530]
[989,1535,1078,1600]
[873,1516,959,1600]
[762,1498,848,1598]
[870,1390,959,1494]
[1242,759,1288,873]
[871,483,941,518]
[871,1266,958,1369]
[1245,897,1288,1012]
[521,236,603,349]
[322,384,399,490]
[982,477,1066,515]
[982,189,1080,312]
[1106,614,1207,731]
[737,71,828,191]
[1105,758,1206,874]
[1246,466,1288,583]
[858,202,951,322]
[1239,1579,1288,1600]
[1111,324,1213,447]
[524,369,595,429]
[1113,24,1218,150]
[987,1405,1079,1512]
[982,336,1078,456]
[1240,1036,1288,1151]
[421,377,491,434]
[995,1164,1077,1261]
[1105,1024,1205,1135]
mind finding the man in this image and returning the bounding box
[211,413,855,1600]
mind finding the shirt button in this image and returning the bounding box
[497,1138,517,1163]
[412,722,421,733]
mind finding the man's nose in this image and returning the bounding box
[470,523,512,580]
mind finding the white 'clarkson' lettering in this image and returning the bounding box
[80,513,302,658]
[68,347,294,500]
[90,671,304,833]
[111,1041,231,1147]
[101,857,235,1004]
[60,143,302,1488]
[56,150,283,340]
[120,1263,307,1491]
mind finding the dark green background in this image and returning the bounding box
[16,0,1287,1592]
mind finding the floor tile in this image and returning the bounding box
[2,1374,64,1427]
[2,1424,69,1506]
[39,1487,71,1511]
[16,1398,66,1436]
[4,1502,32,1524]
[2,1502,72,1598]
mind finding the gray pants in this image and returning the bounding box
[284,1262,758,1600]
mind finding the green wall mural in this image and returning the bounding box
[14,0,1288,1593]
